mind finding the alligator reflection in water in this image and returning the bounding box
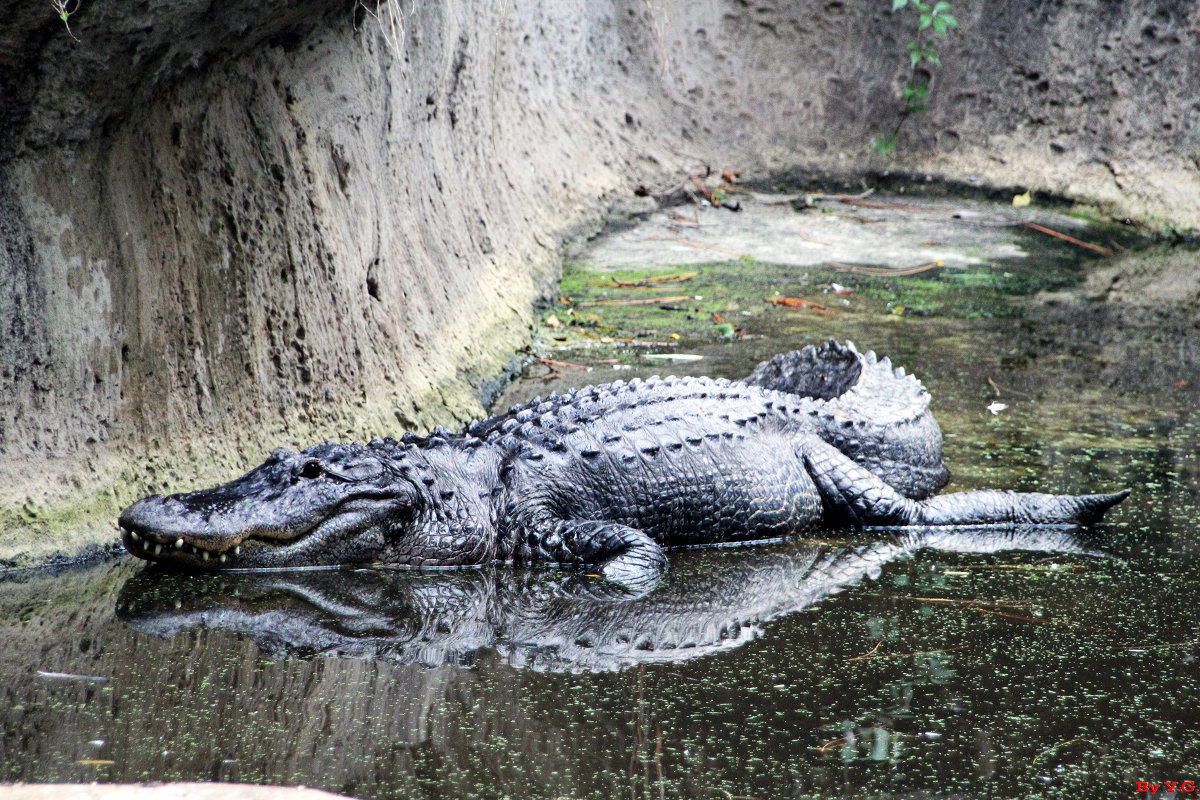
[118,528,1108,672]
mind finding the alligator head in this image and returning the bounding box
[118,442,420,569]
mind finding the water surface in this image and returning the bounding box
[2,198,1197,799]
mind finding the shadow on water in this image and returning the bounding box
[3,199,1200,798]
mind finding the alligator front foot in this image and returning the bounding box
[801,438,1128,527]
[539,520,668,594]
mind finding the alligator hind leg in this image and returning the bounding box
[800,438,1128,527]
[529,519,668,589]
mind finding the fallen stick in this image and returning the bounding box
[828,211,877,224]
[650,235,747,259]
[1021,221,1114,255]
[827,260,944,277]
[841,198,948,212]
[576,295,694,307]
[537,357,589,370]
[765,297,845,316]
[969,606,1111,632]
[806,190,949,212]
[591,272,698,289]
[804,188,876,203]
[586,284,682,292]
[791,229,832,246]
[986,376,1033,398]
[689,174,716,204]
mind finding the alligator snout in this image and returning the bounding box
[119,494,188,537]
[119,494,246,565]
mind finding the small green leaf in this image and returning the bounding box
[919,13,932,29]
[941,14,959,28]
[59,11,68,20]
[892,0,908,9]
[925,51,941,66]
[933,1,953,13]
[933,16,947,34]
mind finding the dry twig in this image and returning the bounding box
[1021,222,1114,255]
[576,295,694,308]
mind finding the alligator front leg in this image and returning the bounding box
[528,519,669,589]
[801,438,1128,527]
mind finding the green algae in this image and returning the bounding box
[528,219,1128,387]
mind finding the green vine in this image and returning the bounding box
[873,0,959,157]
[50,0,81,40]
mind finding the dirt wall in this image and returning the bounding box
[0,0,1196,564]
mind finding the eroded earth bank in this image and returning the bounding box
[1,0,1197,563]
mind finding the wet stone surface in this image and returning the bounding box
[2,195,1198,799]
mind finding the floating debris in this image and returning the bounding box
[765,297,843,315]
[591,272,698,288]
[36,671,108,683]
[642,354,704,362]
[576,295,696,308]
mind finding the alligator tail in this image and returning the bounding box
[911,489,1130,526]
[803,437,1128,528]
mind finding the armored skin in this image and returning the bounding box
[118,341,1127,582]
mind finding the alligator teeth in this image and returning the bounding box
[154,544,162,555]
[233,546,241,556]
[175,538,184,549]
[130,531,140,541]
[219,553,226,563]
[202,551,209,561]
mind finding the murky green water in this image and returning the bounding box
[2,204,1198,799]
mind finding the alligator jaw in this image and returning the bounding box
[118,492,398,570]
[121,525,242,566]
[117,494,321,569]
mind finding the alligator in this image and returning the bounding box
[117,528,1110,671]
[118,341,1127,583]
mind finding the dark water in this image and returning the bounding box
[3,239,1199,798]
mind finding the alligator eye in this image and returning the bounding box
[297,460,324,480]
